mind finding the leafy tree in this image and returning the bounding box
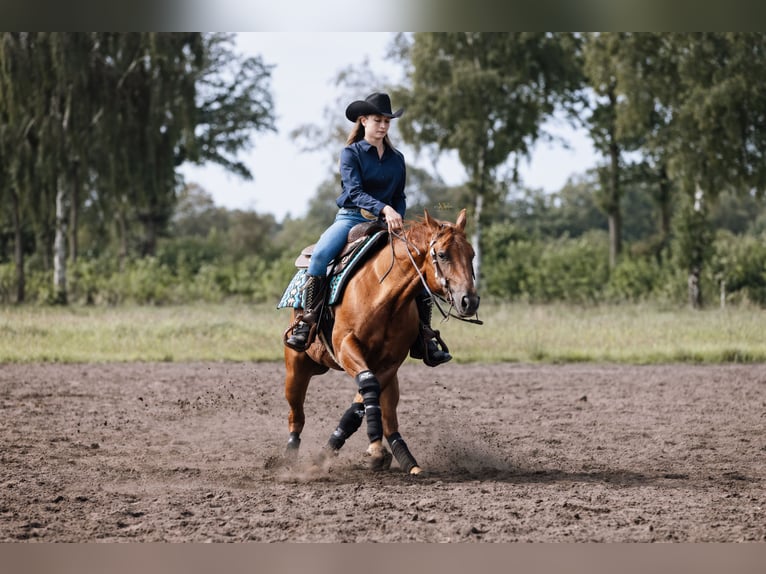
[169,183,279,261]
[581,33,686,270]
[671,193,714,308]
[0,33,32,301]
[391,32,584,286]
[183,33,277,178]
[46,33,100,303]
[171,183,231,238]
[586,33,766,307]
[0,33,88,302]
[660,33,766,307]
[226,210,279,260]
[710,190,766,235]
[103,33,205,258]
[582,33,629,269]
[482,172,606,242]
[401,165,463,220]
[556,174,612,239]
[0,33,276,303]
[303,179,341,232]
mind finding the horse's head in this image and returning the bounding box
[421,208,481,317]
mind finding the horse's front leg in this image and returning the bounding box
[331,335,391,470]
[379,374,422,475]
[351,370,393,471]
[322,397,365,453]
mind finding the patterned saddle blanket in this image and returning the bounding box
[276,227,388,310]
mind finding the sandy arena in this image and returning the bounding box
[1,361,764,542]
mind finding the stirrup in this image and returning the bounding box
[284,320,316,352]
[423,337,452,367]
[410,326,452,366]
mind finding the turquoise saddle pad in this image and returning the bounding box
[277,231,387,310]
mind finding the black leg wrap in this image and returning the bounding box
[356,371,383,443]
[327,402,365,450]
[387,432,419,474]
[286,432,301,450]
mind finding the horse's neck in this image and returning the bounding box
[369,229,430,301]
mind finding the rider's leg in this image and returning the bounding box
[410,290,452,366]
[285,209,367,351]
[285,273,326,351]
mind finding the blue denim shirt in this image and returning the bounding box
[336,140,407,218]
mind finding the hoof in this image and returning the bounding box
[286,434,301,452]
[366,444,393,471]
[409,466,423,476]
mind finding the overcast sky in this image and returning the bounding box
[180,33,598,221]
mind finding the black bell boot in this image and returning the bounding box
[410,292,452,366]
[285,274,324,352]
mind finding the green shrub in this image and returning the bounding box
[0,264,15,304]
[481,222,533,299]
[712,231,766,305]
[68,258,120,305]
[605,256,662,302]
[3,220,766,310]
[157,236,225,279]
[482,240,541,300]
[522,231,610,303]
[111,257,176,305]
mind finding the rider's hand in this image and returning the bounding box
[382,206,403,233]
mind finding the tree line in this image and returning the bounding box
[0,32,275,303]
[2,33,766,308]
[391,32,766,308]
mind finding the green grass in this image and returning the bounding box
[1,302,765,364]
[446,302,766,364]
[0,303,286,363]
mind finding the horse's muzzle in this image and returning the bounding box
[456,292,480,317]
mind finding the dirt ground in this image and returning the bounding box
[1,361,764,542]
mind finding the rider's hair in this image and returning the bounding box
[346,116,395,149]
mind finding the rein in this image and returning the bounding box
[388,229,483,325]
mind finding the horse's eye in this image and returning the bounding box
[437,251,448,261]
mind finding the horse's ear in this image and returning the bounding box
[456,209,467,232]
[423,208,437,229]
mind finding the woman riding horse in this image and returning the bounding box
[285,92,451,367]
[282,208,480,474]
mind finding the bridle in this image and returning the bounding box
[387,229,483,325]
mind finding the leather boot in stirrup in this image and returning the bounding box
[285,274,324,352]
[410,293,452,367]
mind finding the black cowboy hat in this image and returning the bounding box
[345,92,404,122]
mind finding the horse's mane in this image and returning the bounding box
[404,214,458,246]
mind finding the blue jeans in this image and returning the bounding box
[308,208,370,276]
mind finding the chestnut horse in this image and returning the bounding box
[282,209,480,475]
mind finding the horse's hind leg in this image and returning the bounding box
[284,349,327,460]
